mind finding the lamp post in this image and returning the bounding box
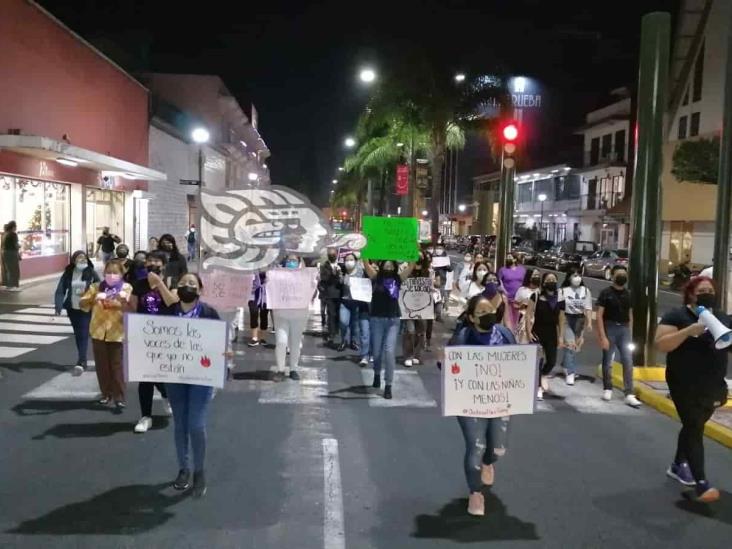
[344,137,356,149]
[359,68,377,84]
[538,193,547,239]
[191,127,210,271]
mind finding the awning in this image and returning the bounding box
[0,134,166,181]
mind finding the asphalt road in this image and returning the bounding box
[2,290,732,548]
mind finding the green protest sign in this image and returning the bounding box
[360,216,420,261]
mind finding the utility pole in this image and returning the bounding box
[496,119,519,270]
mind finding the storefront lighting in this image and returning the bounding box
[248,172,259,181]
[56,158,78,167]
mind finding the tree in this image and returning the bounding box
[671,137,720,184]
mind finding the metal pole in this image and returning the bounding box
[540,201,544,239]
[712,7,732,311]
[454,148,459,217]
[496,150,516,272]
[198,147,204,273]
[630,12,670,367]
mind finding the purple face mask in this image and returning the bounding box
[483,282,498,298]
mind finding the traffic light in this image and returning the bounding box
[502,121,519,142]
[501,120,519,169]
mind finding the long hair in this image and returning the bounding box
[471,261,491,283]
[522,268,541,287]
[158,233,182,260]
[561,268,585,288]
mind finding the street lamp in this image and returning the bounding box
[538,193,547,238]
[455,73,466,83]
[359,68,376,84]
[332,179,338,185]
[191,127,210,270]
[191,128,210,144]
[344,137,356,148]
[458,203,466,212]
[421,210,428,217]
[338,166,344,172]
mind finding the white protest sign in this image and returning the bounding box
[444,271,454,289]
[419,220,431,242]
[432,256,450,268]
[399,277,435,320]
[200,270,254,312]
[125,313,228,389]
[266,267,318,309]
[442,344,539,418]
[349,277,372,303]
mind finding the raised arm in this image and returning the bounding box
[363,260,378,280]
[399,262,416,282]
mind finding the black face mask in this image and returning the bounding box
[531,277,541,285]
[614,275,627,286]
[696,293,716,309]
[477,313,497,331]
[543,282,557,292]
[328,254,337,262]
[148,265,162,275]
[177,286,199,303]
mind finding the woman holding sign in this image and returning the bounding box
[364,259,415,399]
[448,294,516,516]
[338,253,370,360]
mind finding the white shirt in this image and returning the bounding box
[70,270,86,310]
[515,286,538,305]
[559,285,592,315]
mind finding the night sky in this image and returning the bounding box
[39,0,677,205]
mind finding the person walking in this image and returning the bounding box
[482,270,512,330]
[456,252,474,298]
[148,236,159,252]
[432,244,453,319]
[338,253,367,353]
[558,269,593,386]
[513,269,542,343]
[596,265,641,408]
[185,224,197,262]
[655,276,728,502]
[158,234,188,289]
[319,247,343,346]
[79,260,132,411]
[447,294,516,516]
[364,259,415,399]
[466,261,491,299]
[94,227,121,265]
[54,251,99,375]
[402,254,430,367]
[247,272,269,347]
[525,272,562,401]
[498,253,526,330]
[115,243,133,274]
[1,221,21,291]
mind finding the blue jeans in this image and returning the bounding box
[166,383,214,472]
[457,416,510,492]
[370,316,400,384]
[562,315,585,375]
[358,311,370,360]
[601,322,634,394]
[339,300,360,345]
[66,307,91,364]
[187,241,196,261]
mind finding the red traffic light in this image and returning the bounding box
[502,121,519,142]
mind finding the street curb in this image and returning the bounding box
[598,364,732,449]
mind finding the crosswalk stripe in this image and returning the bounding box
[536,377,640,415]
[0,314,71,324]
[0,346,35,358]
[0,334,66,345]
[0,322,74,334]
[258,367,329,404]
[22,371,164,401]
[358,369,437,408]
[15,307,59,315]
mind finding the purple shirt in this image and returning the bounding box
[498,265,526,300]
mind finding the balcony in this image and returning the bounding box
[583,150,626,167]
[517,192,624,216]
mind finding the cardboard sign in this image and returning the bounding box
[360,216,419,262]
[442,344,539,418]
[125,314,228,389]
[200,270,254,312]
[266,268,318,309]
[349,277,373,303]
[431,256,450,268]
[419,220,431,243]
[337,247,354,263]
[399,277,435,319]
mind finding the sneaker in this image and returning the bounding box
[350,342,359,351]
[370,357,374,363]
[192,470,207,498]
[481,464,495,487]
[602,390,613,402]
[247,339,261,347]
[688,480,721,503]
[97,396,111,406]
[272,372,286,382]
[384,385,393,399]
[540,375,549,391]
[289,370,300,381]
[162,400,173,417]
[537,388,544,401]
[134,416,153,433]
[115,401,127,410]
[412,358,421,366]
[359,357,369,367]
[666,461,696,487]
[404,359,413,368]
[625,394,642,408]
[372,373,381,388]
[269,327,276,334]
[337,342,347,352]
[566,373,575,386]
[467,492,485,516]
[72,365,85,377]
[425,341,432,352]
[173,469,191,491]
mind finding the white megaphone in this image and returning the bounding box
[696,306,732,349]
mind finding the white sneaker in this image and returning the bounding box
[162,400,173,416]
[566,373,575,386]
[602,390,613,401]
[537,388,544,401]
[625,394,642,408]
[72,365,84,377]
[412,358,421,366]
[404,359,413,367]
[134,416,152,433]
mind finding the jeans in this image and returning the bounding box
[273,309,309,374]
[101,251,114,265]
[138,382,168,417]
[166,383,213,472]
[339,300,360,345]
[402,319,425,360]
[66,307,91,364]
[370,316,400,384]
[601,322,634,394]
[562,315,585,375]
[358,312,370,359]
[457,416,510,492]
[187,241,196,261]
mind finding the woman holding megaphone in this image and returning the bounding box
[655,276,730,503]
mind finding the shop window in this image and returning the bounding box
[85,189,125,256]
[12,178,70,258]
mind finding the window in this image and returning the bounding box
[690,112,700,137]
[590,137,600,165]
[85,189,125,256]
[11,178,70,258]
[533,178,553,201]
[555,175,580,200]
[614,130,626,161]
[601,134,612,158]
[693,41,705,102]
[517,183,532,204]
[678,115,688,140]
[683,87,689,106]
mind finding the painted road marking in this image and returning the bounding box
[0,346,35,359]
[0,314,70,325]
[0,322,74,334]
[15,307,59,315]
[259,366,329,404]
[536,377,642,415]
[323,438,345,549]
[0,334,66,345]
[23,371,164,401]
[358,369,437,408]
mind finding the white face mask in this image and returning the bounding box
[570,276,582,287]
[476,269,488,279]
[345,260,356,270]
[464,256,472,263]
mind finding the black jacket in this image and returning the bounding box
[319,261,343,299]
[54,263,100,313]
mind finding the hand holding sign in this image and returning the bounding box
[360,216,419,262]
[399,277,435,319]
[200,270,254,312]
[266,268,318,309]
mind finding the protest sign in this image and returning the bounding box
[337,247,354,262]
[444,271,454,290]
[360,216,419,262]
[200,270,253,312]
[266,268,318,309]
[442,344,539,418]
[432,256,450,268]
[349,277,373,303]
[125,313,228,389]
[399,277,435,319]
[419,220,431,243]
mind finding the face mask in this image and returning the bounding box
[696,293,716,309]
[614,275,627,286]
[436,248,445,256]
[477,313,497,331]
[105,274,122,286]
[345,260,356,270]
[543,281,557,292]
[75,261,86,271]
[531,277,541,286]
[475,269,488,279]
[148,265,162,275]
[427,248,434,254]
[162,242,173,251]
[570,276,582,287]
[177,286,198,303]
[286,260,299,269]
[328,254,337,262]
[484,282,498,298]
[464,256,472,263]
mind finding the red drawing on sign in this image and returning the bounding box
[200,356,211,368]
[451,363,461,374]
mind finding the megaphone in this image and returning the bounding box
[696,306,732,349]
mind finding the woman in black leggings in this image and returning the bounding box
[655,276,729,503]
[526,271,562,401]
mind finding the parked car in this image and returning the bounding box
[581,249,629,280]
[536,245,563,270]
[512,239,554,265]
[556,240,599,272]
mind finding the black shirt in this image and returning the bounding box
[370,276,401,318]
[530,292,563,335]
[661,306,730,384]
[132,279,171,315]
[597,286,631,323]
[97,234,119,253]
[2,231,19,251]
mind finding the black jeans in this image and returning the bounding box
[669,378,716,482]
[325,298,340,341]
[248,301,268,330]
[535,328,558,376]
[138,382,168,417]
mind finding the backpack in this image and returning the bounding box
[187,231,196,244]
